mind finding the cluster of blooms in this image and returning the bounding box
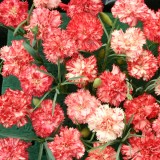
[0,0,160,159]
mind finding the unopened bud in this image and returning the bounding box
[80,127,90,138]
[32,98,41,107]
[31,25,39,35]
[99,12,113,26]
[93,78,102,88]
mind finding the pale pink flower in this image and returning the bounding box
[97,65,127,107]
[25,7,61,41]
[111,0,150,26]
[65,89,101,124]
[0,138,31,160]
[0,0,28,27]
[87,104,125,142]
[0,89,32,128]
[67,12,103,52]
[111,27,146,61]
[124,93,160,133]
[127,50,158,81]
[0,40,33,77]
[31,100,64,138]
[59,0,103,18]
[86,142,116,160]
[34,0,61,8]
[18,64,53,97]
[43,29,77,64]
[65,54,97,87]
[155,78,160,96]
[48,127,85,160]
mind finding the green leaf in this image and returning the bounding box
[38,143,44,160]
[2,75,21,94]
[0,123,37,141]
[44,142,55,160]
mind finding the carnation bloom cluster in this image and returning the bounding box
[0,0,160,159]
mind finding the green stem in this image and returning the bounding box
[27,4,35,24]
[102,18,118,71]
[13,20,27,36]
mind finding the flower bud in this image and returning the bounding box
[80,127,91,138]
[99,12,113,26]
[31,25,39,35]
[32,98,41,107]
[93,78,102,88]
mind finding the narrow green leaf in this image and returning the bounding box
[66,76,85,81]
[13,20,27,36]
[104,0,116,5]
[44,142,55,160]
[52,90,58,115]
[116,143,122,160]
[127,114,134,127]
[38,143,44,160]
[36,69,55,78]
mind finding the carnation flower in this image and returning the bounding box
[111,27,146,61]
[0,138,31,160]
[25,7,61,41]
[48,127,85,160]
[127,50,158,81]
[143,10,160,43]
[86,142,116,160]
[65,89,101,124]
[0,40,33,77]
[0,0,28,27]
[158,52,160,67]
[152,113,160,137]
[87,104,125,142]
[121,135,160,160]
[65,54,97,87]
[43,29,77,64]
[97,65,127,107]
[155,77,160,96]
[18,64,53,97]
[0,89,32,128]
[31,99,64,138]
[59,0,103,18]
[124,93,160,133]
[34,0,61,8]
[111,0,150,26]
[67,12,103,52]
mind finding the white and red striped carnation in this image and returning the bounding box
[111,0,150,26]
[59,0,103,18]
[65,89,101,124]
[127,50,158,81]
[97,65,127,107]
[0,138,31,160]
[34,0,61,8]
[0,89,32,128]
[25,7,61,41]
[86,142,116,160]
[48,127,85,160]
[111,27,146,61]
[65,54,97,87]
[0,40,33,77]
[18,64,53,97]
[43,29,77,64]
[67,12,103,52]
[124,93,160,133]
[31,99,64,138]
[0,0,28,27]
[87,104,125,142]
